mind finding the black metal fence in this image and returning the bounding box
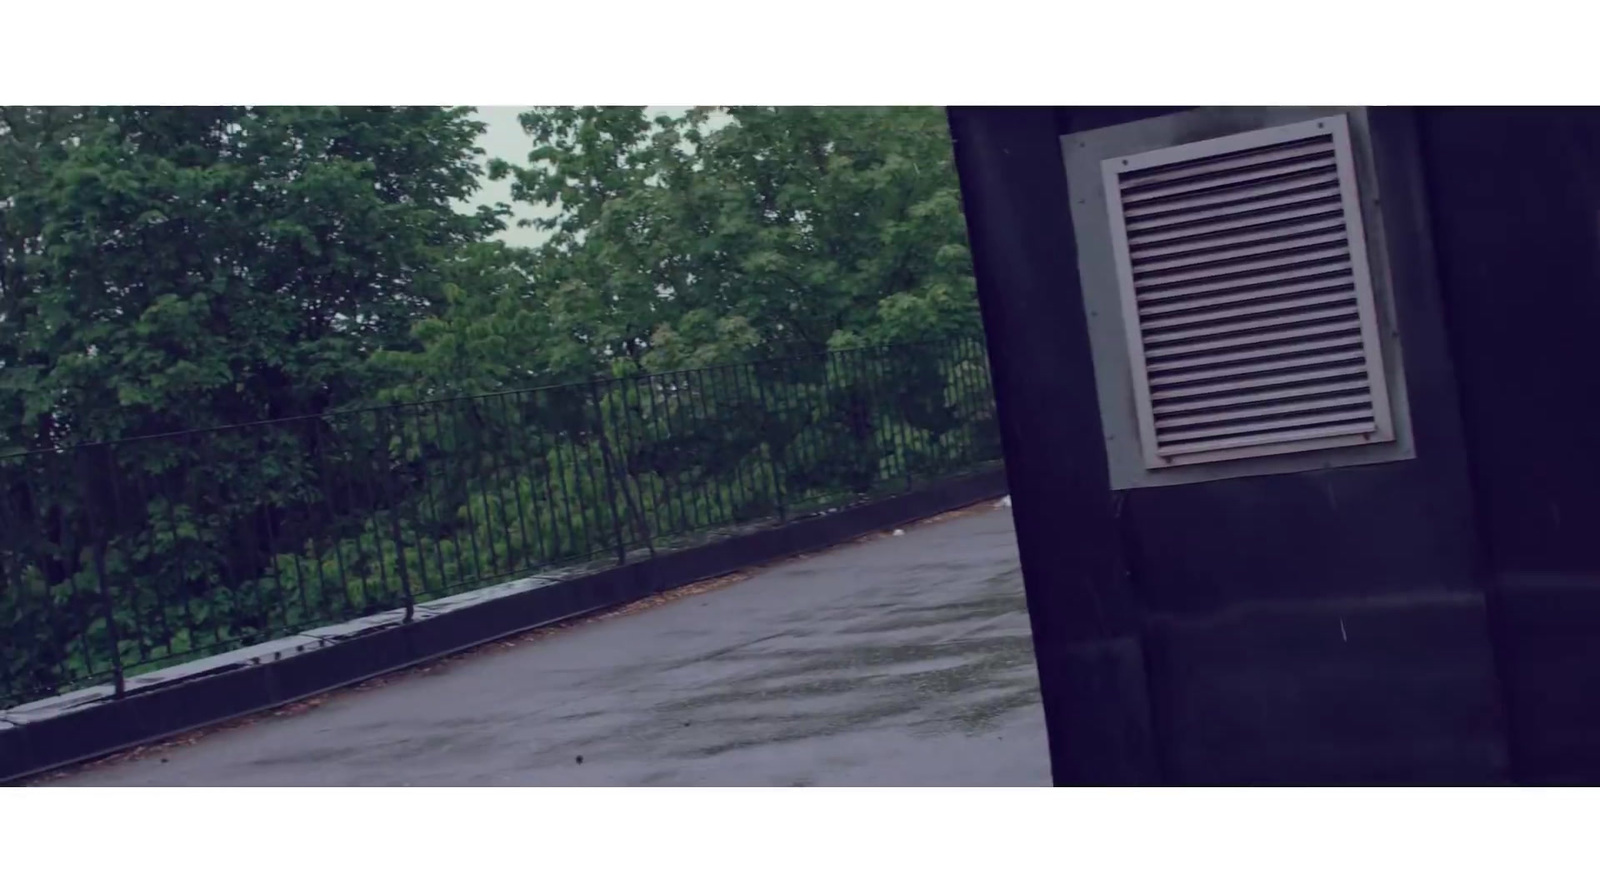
[0,340,1000,710]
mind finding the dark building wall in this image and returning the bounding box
[947,108,1160,784]
[949,106,1546,784]
[1417,109,1600,783]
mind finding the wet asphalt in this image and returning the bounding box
[58,504,1048,786]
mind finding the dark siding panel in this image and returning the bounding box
[1419,108,1600,782]
[949,107,1160,784]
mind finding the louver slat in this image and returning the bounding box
[1103,115,1395,467]
[1126,204,1344,249]
[1143,318,1362,360]
[1151,377,1371,415]
[1149,364,1368,402]
[1139,290,1356,332]
[1123,184,1342,233]
[1155,393,1374,431]
[1142,305,1359,346]
[1131,225,1347,273]
[1136,260,1354,306]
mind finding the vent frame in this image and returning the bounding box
[1100,115,1397,470]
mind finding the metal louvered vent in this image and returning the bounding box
[1102,115,1395,469]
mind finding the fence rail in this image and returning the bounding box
[0,340,1001,710]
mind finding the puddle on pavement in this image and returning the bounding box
[545,561,1043,764]
[838,569,1025,635]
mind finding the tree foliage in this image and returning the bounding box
[0,105,500,450]
[393,106,981,391]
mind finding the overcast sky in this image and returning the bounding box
[468,106,693,249]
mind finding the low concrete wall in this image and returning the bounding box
[0,469,1007,784]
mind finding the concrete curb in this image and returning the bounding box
[0,470,1007,784]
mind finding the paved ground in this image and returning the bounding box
[58,504,1047,786]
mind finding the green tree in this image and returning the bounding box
[394,106,981,389]
[1,105,502,450]
[0,106,504,698]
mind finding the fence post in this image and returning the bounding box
[899,348,915,492]
[376,411,415,623]
[750,367,787,523]
[83,447,125,698]
[589,379,630,566]
[614,379,657,559]
[91,541,125,698]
